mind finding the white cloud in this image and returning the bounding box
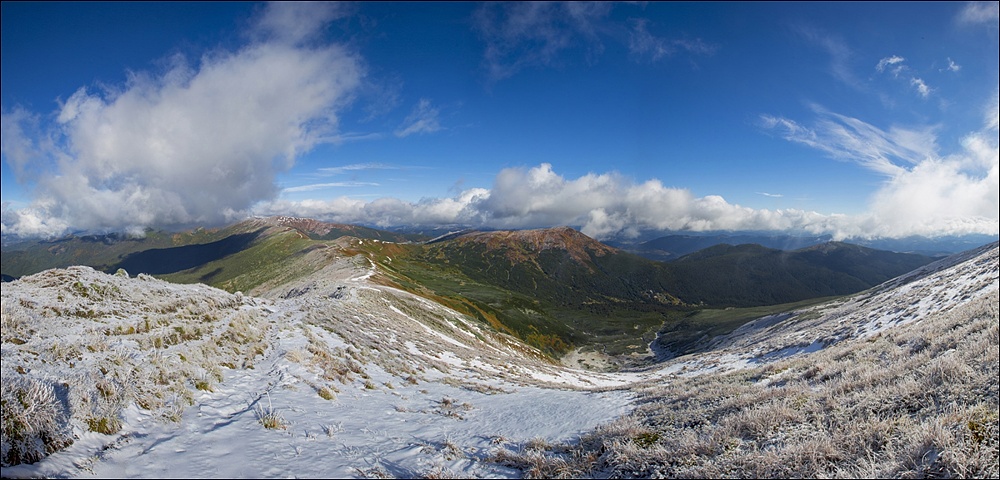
[946,57,962,72]
[252,1,350,46]
[394,99,442,138]
[876,55,905,74]
[282,182,379,194]
[910,77,932,98]
[761,97,999,238]
[316,163,398,176]
[957,1,1000,25]
[796,26,860,88]
[255,163,850,240]
[760,107,937,176]
[263,97,998,239]
[473,3,712,81]
[1,4,362,238]
[874,55,936,99]
[473,2,611,80]
[627,18,716,63]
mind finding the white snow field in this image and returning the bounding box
[2,241,997,478]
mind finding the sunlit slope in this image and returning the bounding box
[0,216,426,281]
[362,227,685,358]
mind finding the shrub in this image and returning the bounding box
[0,376,74,466]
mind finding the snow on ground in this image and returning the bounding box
[652,241,1000,377]
[2,242,996,478]
[6,334,631,479]
[1,260,635,479]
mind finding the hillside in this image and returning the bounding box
[626,232,997,261]
[0,220,939,362]
[371,228,935,359]
[2,236,995,478]
[665,242,936,307]
[629,233,833,261]
[0,216,425,281]
[487,241,1000,478]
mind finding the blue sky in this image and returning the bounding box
[2,2,997,240]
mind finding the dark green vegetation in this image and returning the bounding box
[362,228,684,357]
[0,218,938,361]
[666,242,935,307]
[653,296,842,358]
[116,230,264,275]
[0,217,422,282]
[629,233,832,261]
[360,228,935,359]
[1,227,232,278]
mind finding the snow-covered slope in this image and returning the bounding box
[2,241,996,478]
[1,256,634,478]
[654,241,999,376]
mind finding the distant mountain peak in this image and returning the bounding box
[451,227,617,264]
[245,216,351,237]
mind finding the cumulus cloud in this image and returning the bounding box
[255,187,491,228]
[262,97,998,240]
[254,163,850,240]
[394,99,442,138]
[1,3,362,238]
[761,97,999,238]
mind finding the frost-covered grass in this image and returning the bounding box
[1,266,271,467]
[488,244,1000,478]
[2,242,996,478]
[1,259,633,478]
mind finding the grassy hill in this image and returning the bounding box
[0,220,937,362]
[360,228,935,359]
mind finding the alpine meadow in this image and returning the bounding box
[2,2,998,479]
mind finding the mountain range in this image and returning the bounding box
[1,217,938,360]
[1,214,996,478]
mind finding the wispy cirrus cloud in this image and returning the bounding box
[760,95,999,238]
[473,2,612,81]
[282,182,379,194]
[627,18,717,63]
[795,26,861,89]
[956,1,1000,25]
[473,3,714,81]
[315,162,399,176]
[876,55,905,75]
[394,99,442,138]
